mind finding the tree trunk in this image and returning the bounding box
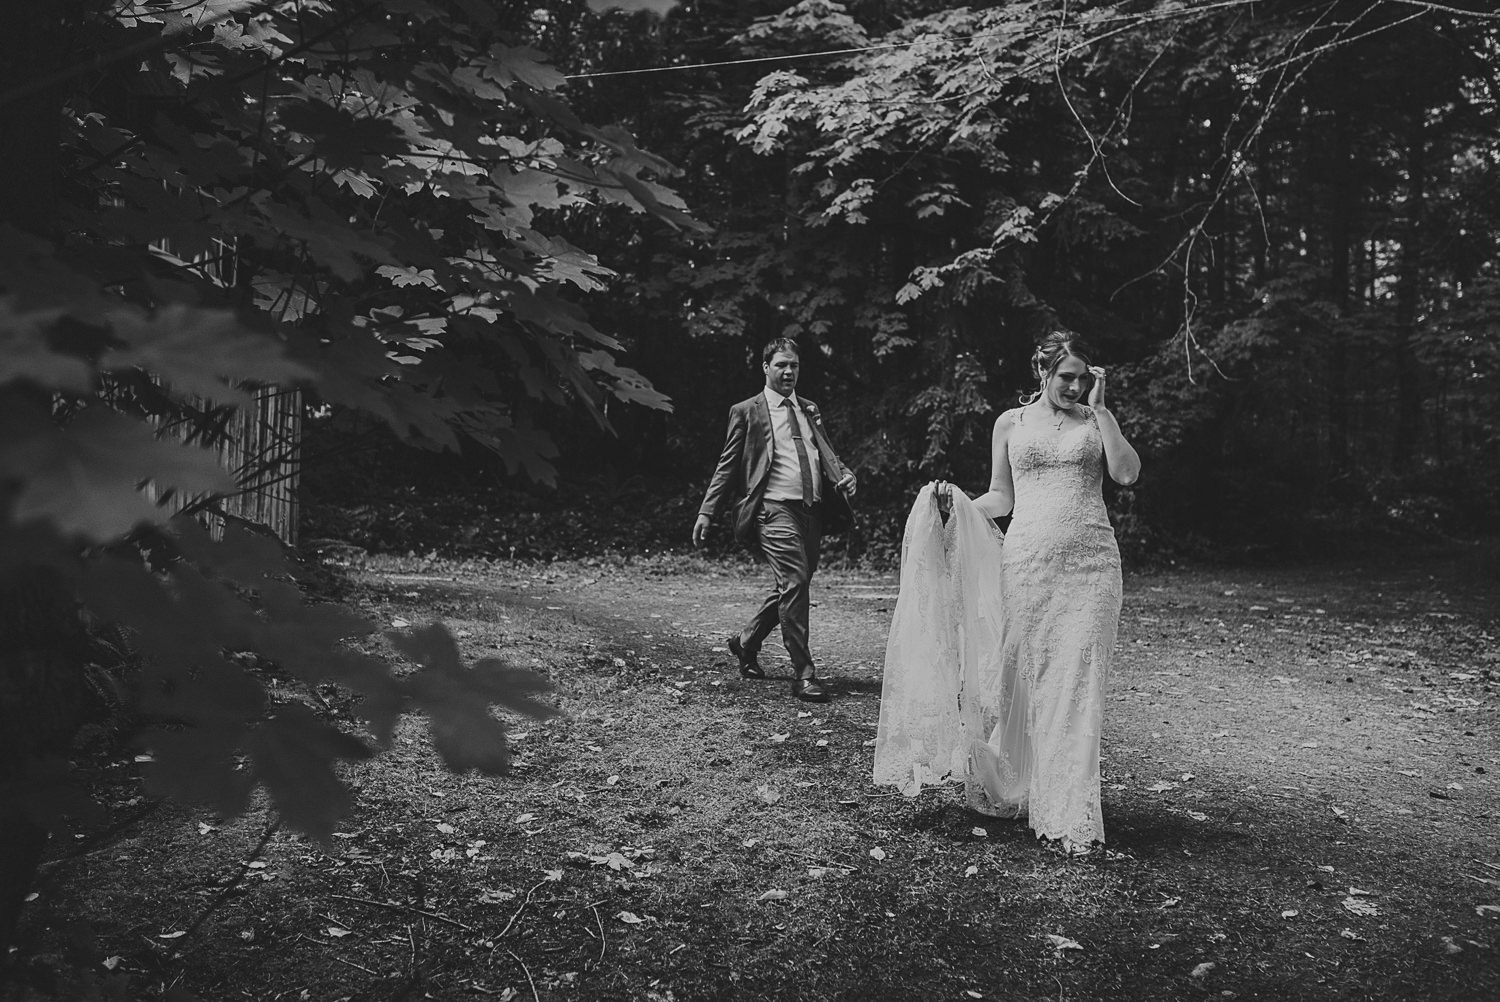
[1392,115,1426,468]
[1326,107,1354,472]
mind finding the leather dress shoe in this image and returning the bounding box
[728,636,766,679]
[791,671,829,703]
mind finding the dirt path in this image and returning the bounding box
[494,549,1500,995]
[24,547,1500,1002]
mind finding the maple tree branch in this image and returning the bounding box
[0,0,283,110]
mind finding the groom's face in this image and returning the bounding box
[764,350,800,396]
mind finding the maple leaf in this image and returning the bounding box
[102,304,312,406]
[0,404,233,542]
[248,704,373,839]
[392,624,559,773]
[0,300,90,392]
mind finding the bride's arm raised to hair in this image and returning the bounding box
[1087,366,1141,485]
[971,410,1017,519]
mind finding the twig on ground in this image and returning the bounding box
[334,956,380,977]
[508,949,540,1002]
[591,903,606,965]
[1474,859,1500,873]
[497,876,550,939]
[329,892,472,930]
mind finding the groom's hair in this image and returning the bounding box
[762,337,801,364]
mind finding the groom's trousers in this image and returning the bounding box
[739,499,822,672]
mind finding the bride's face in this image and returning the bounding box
[1043,355,1091,408]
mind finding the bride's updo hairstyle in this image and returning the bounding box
[1020,329,1093,404]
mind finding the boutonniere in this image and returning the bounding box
[802,402,822,425]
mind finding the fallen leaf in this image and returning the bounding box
[543,869,563,882]
[757,889,789,902]
[1146,781,1180,793]
[326,927,352,938]
[815,739,829,747]
[1347,886,1376,897]
[770,733,790,743]
[964,865,979,877]
[1476,904,1500,918]
[742,838,759,849]
[1185,810,1208,821]
[1161,897,1181,909]
[1190,962,1216,978]
[1281,909,1299,919]
[972,827,988,837]
[436,822,456,834]
[1440,936,1463,955]
[478,888,515,904]
[514,813,537,824]
[605,775,620,786]
[616,911,645,925]
[391,617,411,628]
[102,956,123,970]
[869,847,886,860]
[754,785,782,805]
[807,867,833,879]
[1043,933,1083,952]
[1342,896,1380,917]
[158,931,187,939]
[1396,769,1419,777]
[1340,928,1367,942]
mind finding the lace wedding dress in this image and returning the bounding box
[875,406,1121,848]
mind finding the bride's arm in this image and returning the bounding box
[1087,367,1141,486]
[970,410,1016,519]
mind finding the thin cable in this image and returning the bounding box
[561,0,1302,82]
[564,40,915,79]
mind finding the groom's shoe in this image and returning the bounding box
[728,635,766,679]
[791,667,829,703]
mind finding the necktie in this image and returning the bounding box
[782,398,817,504]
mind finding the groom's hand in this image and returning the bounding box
[836,472,857,497]
[692,514,711,547]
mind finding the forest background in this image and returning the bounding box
[299,0,1500,567]
[3,0,1500,991]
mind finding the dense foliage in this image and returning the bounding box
[0,0,682,962]
[529,0,1500,554]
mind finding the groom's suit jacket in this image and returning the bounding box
[699,393,856,547]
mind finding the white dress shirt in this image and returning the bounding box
[762,387,822,503]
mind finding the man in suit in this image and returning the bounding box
[692,338,857,702]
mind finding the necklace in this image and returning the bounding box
[1044,401,1077,430]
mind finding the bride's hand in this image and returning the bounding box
[1087,366,1107,408]
[933,480,952,516]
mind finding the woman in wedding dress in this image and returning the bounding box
[875,331,1140,856]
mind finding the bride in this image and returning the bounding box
[874,331,1141,855]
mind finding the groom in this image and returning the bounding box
[692,338,857,702]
